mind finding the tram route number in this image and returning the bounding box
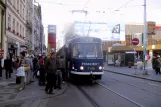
[88,67,95,70]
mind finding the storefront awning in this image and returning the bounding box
[111,46,134,52]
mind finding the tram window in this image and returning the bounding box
[72,43,102,58]
[73,44,78,57]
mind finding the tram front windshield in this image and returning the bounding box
[73,43,102,58]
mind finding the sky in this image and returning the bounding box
[36,0,161,45]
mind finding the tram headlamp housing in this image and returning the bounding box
[80,66,84,70]
[99,66,103,70]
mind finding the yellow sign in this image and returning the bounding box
[147,21,156,35]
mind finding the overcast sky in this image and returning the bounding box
[37,0,161,44]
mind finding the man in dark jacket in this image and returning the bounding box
[33,56,38,77]
[39,55,45,86]
[45,52,57,94]
[4,56,12,79]
[152,55,157,70]
[154,55,161,75]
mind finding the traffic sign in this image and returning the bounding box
[132,38,139,46]
[0,50,4,54]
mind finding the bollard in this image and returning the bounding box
[143,61,148,75]
[134,62,137,75]
[128,62,132,68]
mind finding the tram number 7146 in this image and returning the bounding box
[88,67,95,70]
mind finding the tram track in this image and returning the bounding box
[76,81,143,107]
[103,75,161,97]
[106,71,161,88]
[76,85,100,107]
[98,82,144,107]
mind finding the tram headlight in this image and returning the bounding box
[80,66,84,70]
[72,64,74,69]
[99,66,103,70]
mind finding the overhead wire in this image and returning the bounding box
[115,0,134,10]
[94,0,143,24]
[82,0,90,10]
[40,0,144,26]
[38,0,88,8]
[38,0,143,14]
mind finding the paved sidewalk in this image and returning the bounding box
[0,69,17,85]
[0,70,67,107]
[104,65,161,83]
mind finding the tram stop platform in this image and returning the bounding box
[104,64,161,83]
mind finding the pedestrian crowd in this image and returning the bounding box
[0,51,66,94]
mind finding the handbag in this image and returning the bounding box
[24,66,30,71]
[37,70,40,76]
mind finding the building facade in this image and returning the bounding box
[5,0,27,58]
[25,0,32,53]
[42,33,46,54]
[34,4,43,55]
[0,0,6,55]
[102,23,161,64]
[102,23,161,52]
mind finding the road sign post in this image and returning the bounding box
[143,0,148,75]
[132,38,139,68]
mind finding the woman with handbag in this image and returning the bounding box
[16,65,30,91]
[16,52,30,91]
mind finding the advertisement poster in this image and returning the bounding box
[147,21,156,35]
[48,25,56,55]
[74,21,125,41]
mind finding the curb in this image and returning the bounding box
[0,83,68,104]
[104,70,161,83]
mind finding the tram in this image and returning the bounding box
[57,36,104,81]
